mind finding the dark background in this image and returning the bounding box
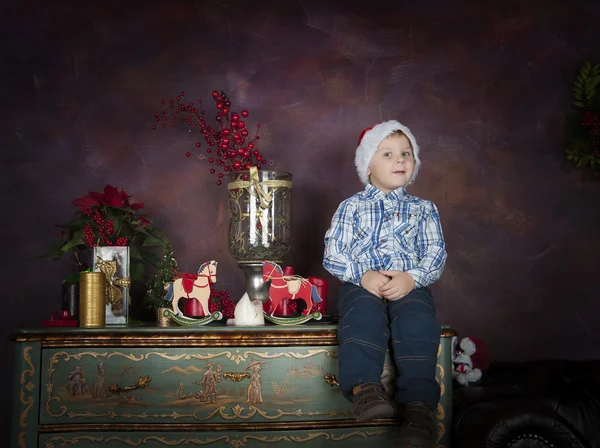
[2,0,600,443]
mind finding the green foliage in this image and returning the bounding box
[565,62,600,180]
[144,242,178,309]
[572,62,600,108]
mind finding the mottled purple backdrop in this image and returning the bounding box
[2,0,600,440]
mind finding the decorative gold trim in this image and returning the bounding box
[44,429,391,447]
[223,372,251,382]
[18,346,35,448]
[19,346,35,426]
[435,340,446,446]
[49,349,336,366]
[12,328,340,348]
[12,327,455,346]
[324,373,339,386]
[40,418,398,433]
[63,404,353,421]
[18,433,27,448]
[436,422,446,447]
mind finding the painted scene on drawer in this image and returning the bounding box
[41,348,355,423]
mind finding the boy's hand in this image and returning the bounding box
[360,271,390,298]
[378,270,415,301]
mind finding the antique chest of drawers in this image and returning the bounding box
[10,324,455,447]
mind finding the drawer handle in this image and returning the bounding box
[223,372,251,382]
[324,373,339,386]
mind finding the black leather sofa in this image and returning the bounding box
[452,360,600,448]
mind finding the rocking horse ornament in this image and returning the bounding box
[162,260,223,326]
[262,261,323,325]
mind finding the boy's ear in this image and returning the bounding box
[366,167,371,176]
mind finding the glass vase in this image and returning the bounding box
[92,246,131,325]
[228,168,292,302]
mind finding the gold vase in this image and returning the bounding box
[156,307,172,327]
[79,272,106,328]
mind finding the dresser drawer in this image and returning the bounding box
[39,428,397,447]
[40,345,353,425]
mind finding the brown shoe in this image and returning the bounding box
[351,382,395,422]
[398,401,435,448]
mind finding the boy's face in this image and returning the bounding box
[367,134,415,193]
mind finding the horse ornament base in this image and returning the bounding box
[263,310,323,326]
[163,309,224,327]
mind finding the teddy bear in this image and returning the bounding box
[451,336,489,386]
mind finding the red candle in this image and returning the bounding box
[183,298,205,317]
[308,277,328,314]
[273,266,295,317]
[273,297,292,317]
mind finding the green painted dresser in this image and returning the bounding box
[10,324,455,448]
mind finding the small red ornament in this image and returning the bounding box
[185,152,191,157]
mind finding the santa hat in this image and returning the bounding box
[468,336,490,372]
[355,120,421,185]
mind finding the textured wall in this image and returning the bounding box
[2,0,600,442]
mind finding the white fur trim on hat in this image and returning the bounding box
[354,120,421,185]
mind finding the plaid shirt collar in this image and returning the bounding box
[360,183,407,202]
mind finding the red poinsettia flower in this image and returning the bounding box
[130,202,144,210]
[87,190,106,203]
[120,189,130,207]
[71,195,101,207]
[103,185,124,207]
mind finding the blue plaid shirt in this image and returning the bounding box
[323,184,447,288]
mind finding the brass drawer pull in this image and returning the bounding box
[324,373,339,386]
[223,372,251,382]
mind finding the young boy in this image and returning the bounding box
[323,120,447,447]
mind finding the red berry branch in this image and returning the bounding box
[152,90,273,185]
[208,288,235,319]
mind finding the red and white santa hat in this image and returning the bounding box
[355,120,421,185]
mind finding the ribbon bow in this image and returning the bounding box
[95,256,131,306]
[249,166,273,209]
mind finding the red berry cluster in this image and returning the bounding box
[152,91,273,185]
[83,224,95,247]
[208,289,235,318]
[582,111,600,132]
[79,206,128,248]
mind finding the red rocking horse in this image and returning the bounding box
[262,261,322,316]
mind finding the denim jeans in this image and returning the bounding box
[337,282,441,410]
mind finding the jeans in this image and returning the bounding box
[337,282,441,410]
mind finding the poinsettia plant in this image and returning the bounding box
[42,185,169,282]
